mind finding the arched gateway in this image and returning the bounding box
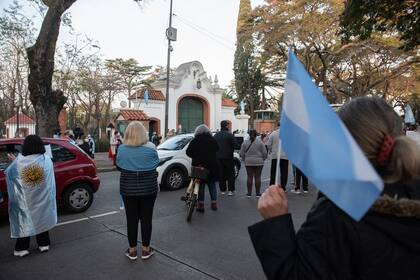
[177,95,209,133]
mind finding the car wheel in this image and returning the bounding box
[63,183,94,213]
[234,161,241,178]
[165,168,186,191]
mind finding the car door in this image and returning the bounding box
[46,143,78,198]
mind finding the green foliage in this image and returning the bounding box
[341,0,420,51]
[95,138,110,153]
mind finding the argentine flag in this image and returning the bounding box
[280,50,383,221]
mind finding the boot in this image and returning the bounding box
[196,202,205,212]
[211,202,218,211]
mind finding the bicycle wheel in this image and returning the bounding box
[186,193,197,222]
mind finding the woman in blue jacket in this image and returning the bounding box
[116,121,159,261]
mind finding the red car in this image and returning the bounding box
[0,138,100,215]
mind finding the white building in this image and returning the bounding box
[4,114,36,138]
[126,61,249,135]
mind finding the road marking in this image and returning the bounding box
[262,178,270,182]
[56,211,119,227]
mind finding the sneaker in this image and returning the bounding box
[14,250,30,257]
[141,247,154,260]
[228,191,234,196]
[256,193,261,198]
[38,246,50,253]
[246,193,252,198]
[303,190,309,194]
[196,202,205,213]
[220,192,226,195]
[291,189,301,194]
[0,197,4,204]
[211,202,218,211]
[125,248,138,261]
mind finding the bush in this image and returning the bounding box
[96,138,110,153]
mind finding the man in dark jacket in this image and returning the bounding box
[214,121,237,195]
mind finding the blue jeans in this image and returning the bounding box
[198,180,217,203]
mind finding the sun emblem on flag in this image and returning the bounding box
[21,164,45,188]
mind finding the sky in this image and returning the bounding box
[1,0,266,87]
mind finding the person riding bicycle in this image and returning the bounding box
[186,124,219,212]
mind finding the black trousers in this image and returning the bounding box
[15,231,50,251]
[123,194,157,248]
[270,159,289,190]
[295,168,308,191]
[218,159,235,192]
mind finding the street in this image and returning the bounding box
[0,162,317,280]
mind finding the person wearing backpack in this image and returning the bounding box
[240,130,268,198]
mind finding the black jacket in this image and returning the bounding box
[248,178,420,280]
[214,129,236,159]
[186,134,219,182]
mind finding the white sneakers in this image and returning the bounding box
[39,246,50,253]
[228,191,234,196]
[221,192,226,195]
[291,189,301,194]
[14,250,30,257]
[14,246,50,257]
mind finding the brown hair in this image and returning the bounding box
[339,97,420,184]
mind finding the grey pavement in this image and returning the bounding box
[0,161,317,280]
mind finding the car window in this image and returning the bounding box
[50,144,76,162]
[0,144,21,171]
[234,137,244,150]
[157,136,193,151]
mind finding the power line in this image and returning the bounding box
[173,15,235,51]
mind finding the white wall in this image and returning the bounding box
[6,124,36,138]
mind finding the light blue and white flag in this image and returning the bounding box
[279,49,383,221]
[405,104,415,124]
[144,89,150,105]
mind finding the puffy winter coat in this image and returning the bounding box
[186,134,219,182]
[249,178,420,280]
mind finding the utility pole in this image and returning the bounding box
[164,0,176,138]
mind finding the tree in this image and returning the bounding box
[104,58,151,108]
[0,1,37,135]
[234,0,266,128]
[340,0,420,51]
[26,0,78,137]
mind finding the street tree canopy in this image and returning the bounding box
[340,0,420,51]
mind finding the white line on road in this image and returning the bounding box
[262,178,270,182]
[56,211,119,227]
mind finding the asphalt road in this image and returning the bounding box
[0,161,317,280]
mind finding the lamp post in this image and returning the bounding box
[164,0,176,138]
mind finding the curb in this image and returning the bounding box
[97,167,117,173]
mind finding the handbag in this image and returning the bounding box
[243,140,255,161]
[191,166,210,180]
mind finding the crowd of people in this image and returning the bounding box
[1,97,419,279]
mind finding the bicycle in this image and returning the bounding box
[180,177,201,222]
[180,166,209,222]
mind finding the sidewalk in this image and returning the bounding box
[94,152,116,173]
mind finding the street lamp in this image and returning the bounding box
[164,0,176,138]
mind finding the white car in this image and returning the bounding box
[157,134,242,190]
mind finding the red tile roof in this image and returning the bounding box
[118,109,150,121]
[4,113,35,125]
[128,88,166,101]
[222,98,237,107]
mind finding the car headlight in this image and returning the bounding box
[158,156,173,166]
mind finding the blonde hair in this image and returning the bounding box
[123,121,148,147]
[339,97,420,184]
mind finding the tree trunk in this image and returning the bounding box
[26,0,77,137]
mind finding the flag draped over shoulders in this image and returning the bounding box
[6,154,57,238]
